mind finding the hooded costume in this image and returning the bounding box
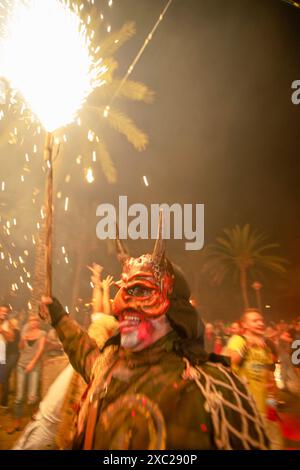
[45,214,269,450]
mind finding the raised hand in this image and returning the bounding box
[39,296,66,325]
[39,295,53,322]
[87,263,103,286]
[102,275,114,291]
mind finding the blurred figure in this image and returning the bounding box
[277,320,288,337]
[277,329,300,397]
[290,317,300,342]
[1,317,20,408]
[41,328,68,399]
[214,335,224,355]
[13,264,119,450]
[204,322,215,353]
[226,308,283,449]
[223,321,242,355]
[0,304,15,408]
[7,315,46,433]
[265,324,279,357]
[204,322,225,355]
[215,320,226,340]
[230,321,241,337]
[17,310,27,330]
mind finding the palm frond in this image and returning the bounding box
[253,243,280,255]
[0,116,20,149]
[99,22,136,58]
[202,224,288,287]
[254,254,288,273]
[101,106,148,151]
[96,58,119,84]
[97,139,117,184]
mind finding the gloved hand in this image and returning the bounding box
[40,296,67,326]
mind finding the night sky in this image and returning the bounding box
[1,0,300,321]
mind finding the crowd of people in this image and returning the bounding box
[0,267,116,436]
[0,306,62,430]
[0,233,299,450]
[204,311,300,448]
[204,313,300,396]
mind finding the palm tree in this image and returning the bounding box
[202,224,288,308]
[0,22,154,184]
[0,18,154,308]
[82,21,153,183]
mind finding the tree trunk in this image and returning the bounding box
[240,267,249,309]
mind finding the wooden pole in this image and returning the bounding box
[44,131,53,297]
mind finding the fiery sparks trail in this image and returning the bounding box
[0,0,168,309]
[0,0,110,301]
[0,0,117,308]
[0,0,106,132]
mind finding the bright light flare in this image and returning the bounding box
[85,167,94,183]
[1,0,106,132]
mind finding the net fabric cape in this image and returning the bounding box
[182,358,270,450]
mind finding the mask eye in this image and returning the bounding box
[127,285,153,297]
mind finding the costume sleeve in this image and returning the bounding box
[54,315,100,383]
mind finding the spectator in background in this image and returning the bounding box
[222,321,242,355]
[204,322,216,353]
[1,317,20,409]
[214,335,224,355]
[13,264,119,450]
[0,304,14,408]
[41,328,68,399]
[265,324,279,355]
[18,310,28,329]
[276,320,288,337]
[290,317,300,342]
[230,321,241,337]
[7,314,46,433]
[225,308,283,449]
[214,320,226,341]
[204,322,225,355]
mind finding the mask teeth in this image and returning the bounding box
[123,314,141,324]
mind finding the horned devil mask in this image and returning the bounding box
[112,213,175,320]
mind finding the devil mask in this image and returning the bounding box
[112,213,174,320]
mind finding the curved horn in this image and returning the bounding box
[115,224,130,264]
[152,210,165,265]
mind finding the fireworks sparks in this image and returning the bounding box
[0,0,117,304]
[0,0,106,132]
[64,197,69,212]
[0,0,172,307]
[85,167,95,183]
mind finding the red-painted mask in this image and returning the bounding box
[112,214,174,321]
